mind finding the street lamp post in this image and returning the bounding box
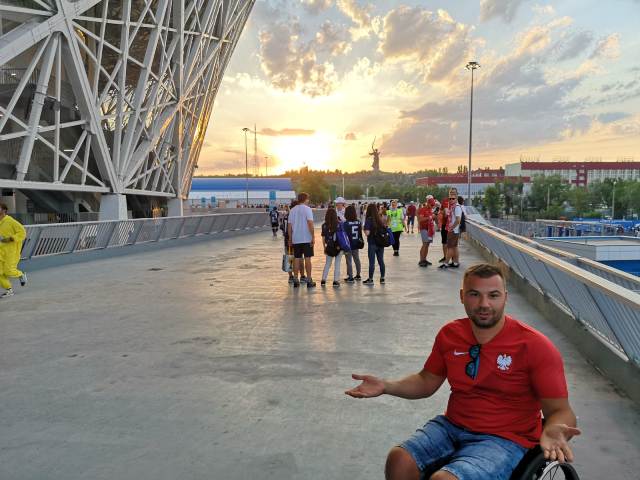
[466,61,480,202]
[612,180,617,220]
[242,127,250,207]
[546,184,552,212]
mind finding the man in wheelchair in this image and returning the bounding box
[346,263,581,480]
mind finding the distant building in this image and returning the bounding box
[416,168,530,197]
[189,178,296,208]
[505,160,640,187]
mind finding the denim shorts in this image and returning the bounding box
[400,415,527,480]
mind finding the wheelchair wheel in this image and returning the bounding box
[515,454,580,480]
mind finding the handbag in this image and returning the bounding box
[281,246,293,272]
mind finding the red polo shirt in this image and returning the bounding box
[424,315,568,448]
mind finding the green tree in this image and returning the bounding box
[344,184,364,199]
[297,171,330,203]
[528,175,569,213]
[497,179,523,215]
[483,186,502,217]
[624,181,640,217]
[566,187,589,217]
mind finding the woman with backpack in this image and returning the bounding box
[321,208,342,287]
[343,205,363,283]
[363,203,387,285]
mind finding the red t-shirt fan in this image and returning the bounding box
[424,315,568,448]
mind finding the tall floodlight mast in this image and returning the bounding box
[466,61,480,202]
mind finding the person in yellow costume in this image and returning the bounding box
[0,202,27,298]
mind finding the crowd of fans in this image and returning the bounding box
[274,188,466,288]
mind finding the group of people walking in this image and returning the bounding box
[277,188,466,289]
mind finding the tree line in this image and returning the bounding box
[480,176,640,220]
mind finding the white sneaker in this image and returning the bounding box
[19,272,27,286]
[0,288,14,298]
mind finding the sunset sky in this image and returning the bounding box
[197,0,640,175]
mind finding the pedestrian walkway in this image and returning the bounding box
[1,231,639,479]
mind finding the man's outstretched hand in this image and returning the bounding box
[345,374,385,398]
[540,424,581,463]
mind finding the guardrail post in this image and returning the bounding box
[131,221,145,245]
[177,217,188,238]
[155,219,168,242]
[103,221,119,249]
[22,226,43,260]
[69,225,85,254]
[194,216,205,236]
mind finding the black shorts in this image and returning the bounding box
[293,243,314,259]
[408,216,415,225]
[441,228,448,244]
[271,222,279,228]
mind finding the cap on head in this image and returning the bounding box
[335,196,346,205]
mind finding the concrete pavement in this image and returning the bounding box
[1,230,639,479]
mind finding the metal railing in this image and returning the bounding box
[21,212,272,260]
[467,219,640,365]
[22,209,327,260]
[479,223,640,293]
[491,218,640,238]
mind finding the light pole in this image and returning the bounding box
[547,184,551,211]
[612,180,617,220]
[466,61,480,202]
[242,127,250,207]
[264,156,269,177]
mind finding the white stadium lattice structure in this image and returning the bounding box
[0,0,255,219]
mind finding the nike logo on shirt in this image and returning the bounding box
[453,350,468,356]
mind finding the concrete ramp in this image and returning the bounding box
[1,232,639,479]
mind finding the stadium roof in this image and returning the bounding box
[191,177,294,191]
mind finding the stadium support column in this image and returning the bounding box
[167,198,185,217]
[99,194,128,221]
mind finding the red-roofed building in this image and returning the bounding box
[416,168,530,197]
[505,161,640,186]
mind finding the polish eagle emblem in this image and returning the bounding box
[497,354,512,371]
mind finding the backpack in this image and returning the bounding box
[323,223,340,257]
[459,209,466,233]
[373,225,392,248]
[325,235,340,257]
[336,222,352,252]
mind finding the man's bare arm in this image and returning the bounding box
[346,369,445,400]
[384,369,445,399]
[307,219,315,240]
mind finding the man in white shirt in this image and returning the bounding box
[287,192,316,288]
[335,197,346,222]
[440,188,463,269]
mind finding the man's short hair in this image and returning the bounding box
[297,192,309,203]
[463,263,506,287]
[0,202,8,212]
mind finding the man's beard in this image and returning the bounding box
[467,306,504,329]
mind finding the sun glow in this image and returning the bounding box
[270,133,335,173]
